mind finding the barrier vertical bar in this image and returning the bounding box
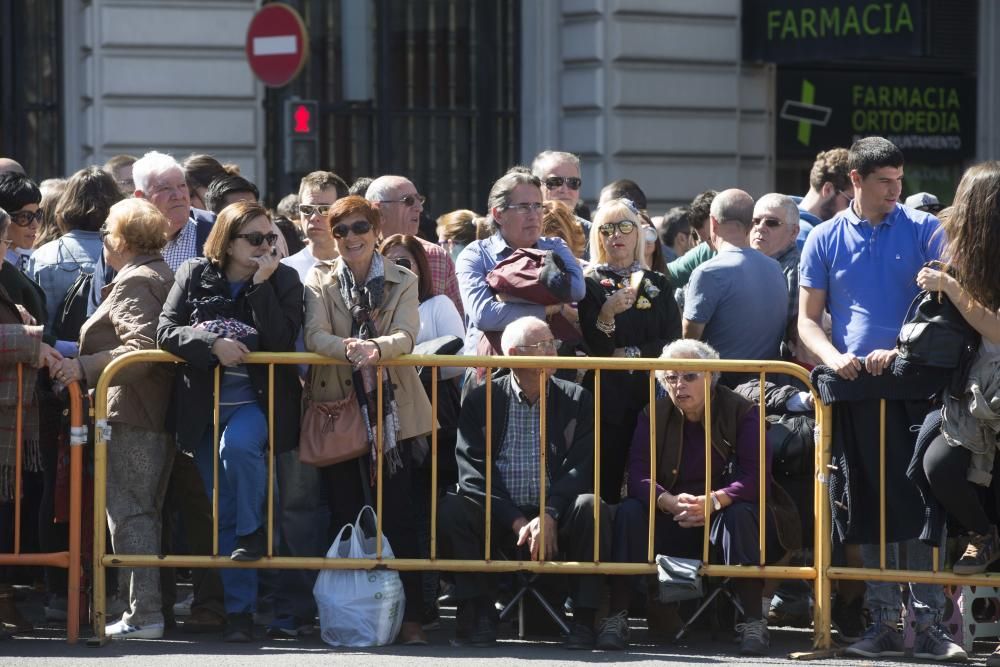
[92,382,110,643]
[212,366,220,557]
[879,399,886,570]
[66,383,84,644]
[647,370,656,564]
[538,368,547,561]
[485,368,493,561]
[267,364,275,558]
[703,372,713,563]
[430,366,438,560]
[758,371,767,566]
[376,364,384,560]
[813,400,834,649]
[593,369,601,563]
[13,365,22,555]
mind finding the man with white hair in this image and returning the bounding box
[750,193,801,329]
[133,151,214,271]
[532,150,591,250]
[439,316,623,650]
[365,175,463,316]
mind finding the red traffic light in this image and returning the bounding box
[293,104,312,134]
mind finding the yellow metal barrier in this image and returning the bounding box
[91,350,827,648]
[0,369,84,643]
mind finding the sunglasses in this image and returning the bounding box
[752,217,783,228]
[332,220,373,239]
[98,225,112,242]
[379,194,426,207]
[515,338,562,352]
[598,220,636,236]
[234,231,278,246]
[393,257,412,270]
[10,209,43,227]
[662,371,704,386]
[544,176,582,191]
[299,204,332,217]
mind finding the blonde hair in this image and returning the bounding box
[589,198,645,266]
[106,198,170,255]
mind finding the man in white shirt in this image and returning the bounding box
[281,171,348,283]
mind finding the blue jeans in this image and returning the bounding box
[193,403,268,614]
[862,538,945,627]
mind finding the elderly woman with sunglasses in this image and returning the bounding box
[157,201,303,642]
[304,196,433,645]
[577,198,681,503]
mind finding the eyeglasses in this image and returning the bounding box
[514,338,562,352]
[661,371,704,386]
[379,194,426,207]
[332,220,373,239]
[117,179,135,191]
[544,176,582,191]
[598,221,636,236]
[98,226,112,242]
[393,257,412,270]
[234,231,278,246]
[10,209,43,227]
[505,202,544,215]
[751,217,783,228]
[299,204,332,217]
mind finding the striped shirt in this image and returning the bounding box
[496,375,549,508]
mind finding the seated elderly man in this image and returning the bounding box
[438,316,620,650]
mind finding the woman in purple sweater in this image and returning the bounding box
[606,339,795,656]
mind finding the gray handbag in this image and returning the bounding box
[656,554,704,604]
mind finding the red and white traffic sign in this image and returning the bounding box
[245,3,309,88]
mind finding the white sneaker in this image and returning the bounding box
[172,593,194,617]
[106,619,164,639]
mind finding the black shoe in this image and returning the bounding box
[223,612,253,643]
[595,611,630,651]
[831,595,867,644]
[463,600,497,648]
[230,528,266,562]
[564,622,596,650]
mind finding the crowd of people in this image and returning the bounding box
[0,137,998,663]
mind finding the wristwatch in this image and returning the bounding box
[710,491,721,511]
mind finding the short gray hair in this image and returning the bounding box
[709,188,755,231]
[531,150,580,178]
[655,339,721,390]
[132,151,183,193]
[754,193,800,227]
[364,175,411,202]
[500,316,549,355]
[487,169,542,227]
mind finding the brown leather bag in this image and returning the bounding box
[299,395,369,467]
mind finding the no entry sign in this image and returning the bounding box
[245,3,309,88]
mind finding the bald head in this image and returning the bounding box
[708,188,754,249]
[365,175,423,236]
[0,158,25,176]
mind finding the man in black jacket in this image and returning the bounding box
[439,316,621,650]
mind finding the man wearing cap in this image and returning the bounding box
[905,192,944,215]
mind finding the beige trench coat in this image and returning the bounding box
[304,257,433,441]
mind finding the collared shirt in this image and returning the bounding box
[496,374,549,508]
[416,236,464,319]
[162,219,199,272]
[455,232,585,353]
[799,202,943,357]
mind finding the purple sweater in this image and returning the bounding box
[627,406,770,504]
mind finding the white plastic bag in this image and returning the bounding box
[314,505,405,647]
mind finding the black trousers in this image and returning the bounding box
[437,492,610,611]
[923,434,992,536]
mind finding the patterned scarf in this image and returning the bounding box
[592,260,643,280]
[336,253,403,478]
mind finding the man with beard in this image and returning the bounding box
[794,148,853,250]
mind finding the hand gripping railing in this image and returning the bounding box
[90,350,831,650]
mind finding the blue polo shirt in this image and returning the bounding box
[799,203,943,357]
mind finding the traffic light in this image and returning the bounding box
[283,98,319,175]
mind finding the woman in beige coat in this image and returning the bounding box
[304,196,432,645]
[52,198,174,640]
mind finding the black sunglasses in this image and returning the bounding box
[752,217,783,228]
[98,225,111,242]
[332,220,373,239]
[544,176,582,191]
[379,194,426,207]
[234,231,278,246]
[393,257,412,270]
[10,209,43,227]
[598,220,636,236]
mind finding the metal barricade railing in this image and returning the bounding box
[91,351,829,648]
[0,367,84,643]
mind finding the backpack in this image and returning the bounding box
[52,270,94,341]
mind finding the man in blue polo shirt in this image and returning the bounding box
[798,137,963,662]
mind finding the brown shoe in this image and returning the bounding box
[0,590,33,635]
[180,606,226,634]
[398,621,428,645]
